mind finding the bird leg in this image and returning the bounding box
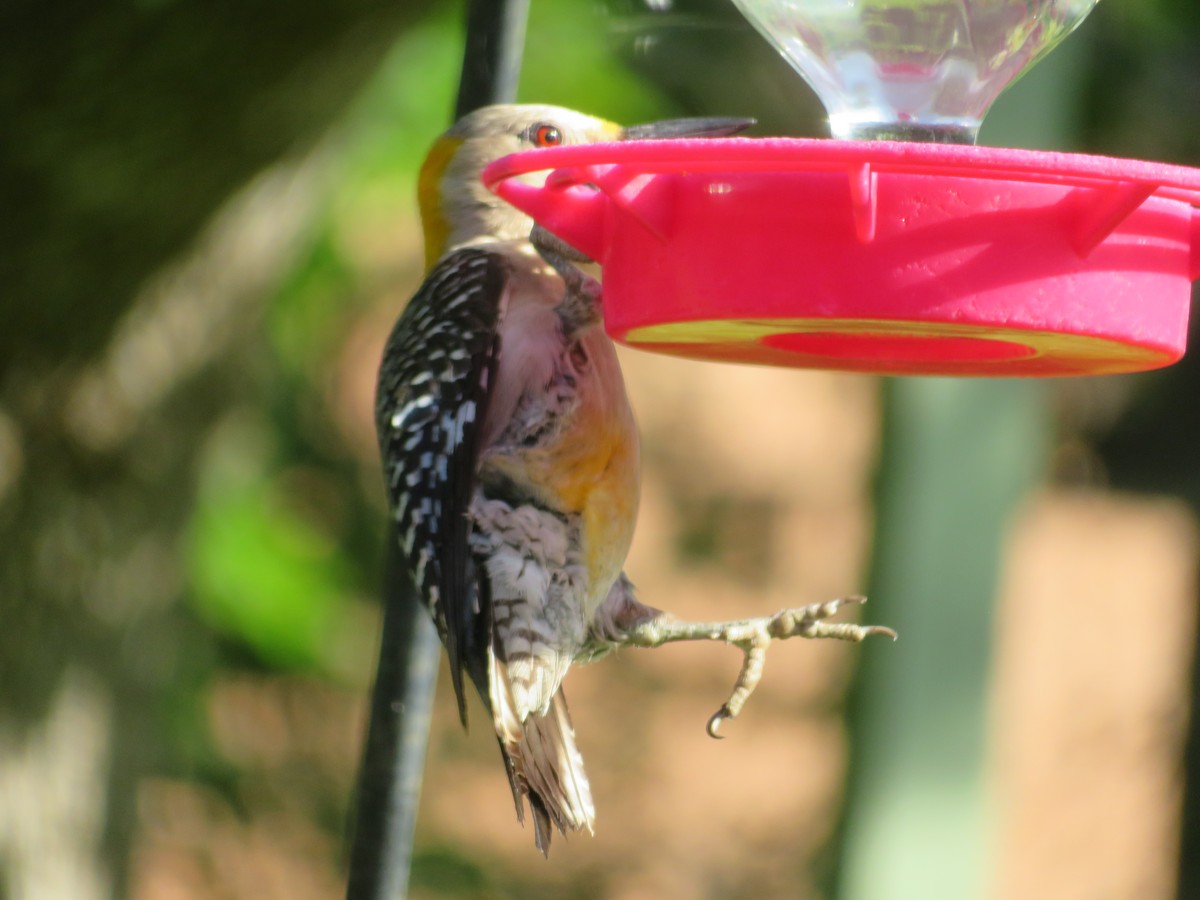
[587,589,896,738]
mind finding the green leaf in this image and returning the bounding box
[187,480,353,672]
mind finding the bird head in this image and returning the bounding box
[418,103,752,269]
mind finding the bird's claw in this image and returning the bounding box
[531,223,594,266]
[702,595,895,740]
[599,592,895,739]
[706,707,732,740]
[531,227,603,334]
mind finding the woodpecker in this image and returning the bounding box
[376,104,894,854]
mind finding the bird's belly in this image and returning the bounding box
[547,412,639,610]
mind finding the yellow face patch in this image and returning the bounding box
[417,135,464,271]
[598,119,623,142]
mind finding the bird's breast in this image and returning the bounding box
[484,321,640,612]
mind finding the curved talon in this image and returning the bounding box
[871,625,899,641]
[706,707,731,740]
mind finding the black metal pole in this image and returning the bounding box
[345,538,442,900]
[456,0,530,116]
[345,2,529,898]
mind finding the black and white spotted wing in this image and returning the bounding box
[375,248,507,725]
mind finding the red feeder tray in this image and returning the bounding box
[483,138,1200,376]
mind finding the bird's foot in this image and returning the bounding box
[531,224,602,333]
[531,222,594,268]
[613,596,896,738]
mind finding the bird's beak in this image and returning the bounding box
[619,116,755,141]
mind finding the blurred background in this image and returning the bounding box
[3,0,1200,897]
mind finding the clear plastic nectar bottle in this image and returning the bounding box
[731,0,1100,144]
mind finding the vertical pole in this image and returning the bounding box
[345,540,443,900]
[1178,641,1200,898]
[345,2,529,898]
[456,0,530,115]
[834,378,1045,900]
[831,36,1087,900]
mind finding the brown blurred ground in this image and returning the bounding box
[128,349,1198,898]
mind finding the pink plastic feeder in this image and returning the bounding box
[484,139,1200,376]
[482,0,1200,377]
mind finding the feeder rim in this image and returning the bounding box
[483,137,1200,206]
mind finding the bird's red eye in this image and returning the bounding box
[532,125,562,147]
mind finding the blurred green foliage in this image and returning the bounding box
[181,12,463,679]
[0,0,436,369]
[190,480,354,671]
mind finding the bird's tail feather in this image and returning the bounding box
[491,661,594,855]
